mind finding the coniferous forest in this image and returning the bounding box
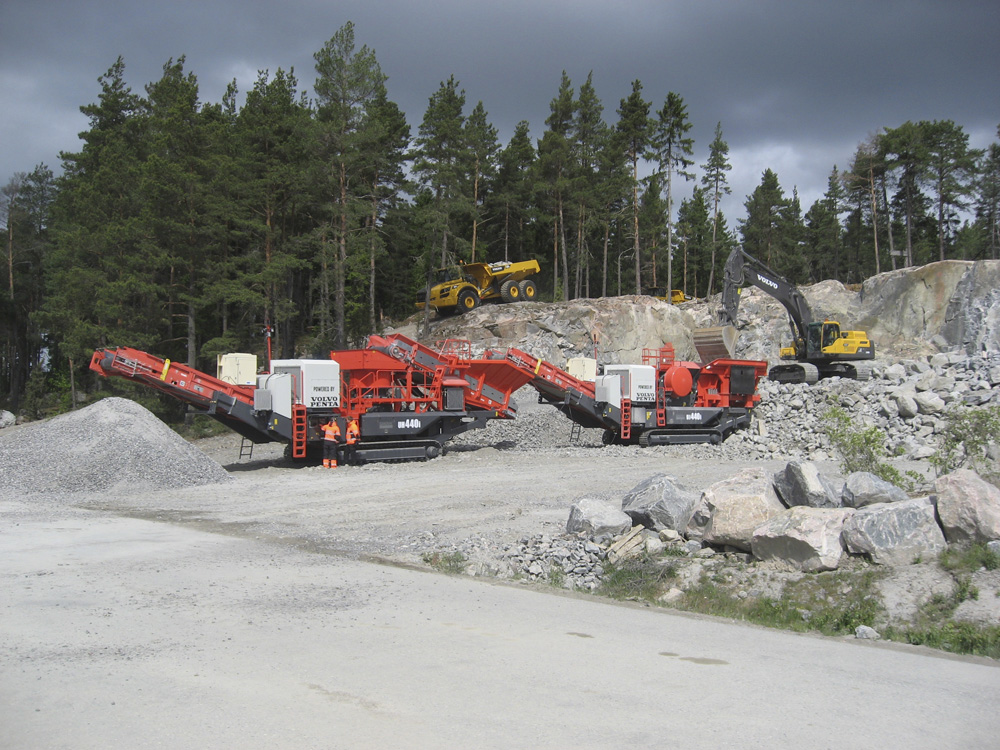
[2,22,999,416]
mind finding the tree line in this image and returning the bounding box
[2,21,999,415]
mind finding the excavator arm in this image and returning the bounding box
[719,247,813,345]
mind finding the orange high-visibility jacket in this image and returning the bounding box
[321,422,341,442]
[346,420,360,445]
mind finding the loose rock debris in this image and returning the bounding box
[0,397,233,495]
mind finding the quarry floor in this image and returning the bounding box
[3,431,1000,749]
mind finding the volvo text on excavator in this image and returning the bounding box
[700,247,875,384]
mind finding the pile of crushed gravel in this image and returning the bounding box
[0,397,233,495]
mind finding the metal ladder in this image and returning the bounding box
[239,437,254,461]
[569,422,582,443]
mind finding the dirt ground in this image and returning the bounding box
[114,423,994,630]
[5,407,1000,748]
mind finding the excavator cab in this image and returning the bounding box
[803,321,857,359]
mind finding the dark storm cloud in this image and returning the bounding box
[2,0,997,221]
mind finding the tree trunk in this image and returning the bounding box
[559,199,569,301]
[867,163,881,275]
[707,188,720,296]
[6,219,13,301]
[632,166,641,293]
[552,218,559,300]
[336,162,348,348]
[471,161,480,263]
[503,203,510,262]
[666,168,673,300]
[68,358,76,411]
[602,223,609,298]
[369,193,378,334]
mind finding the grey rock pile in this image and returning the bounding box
[723,350,1000,462]
[430,463,1000,591]
[0,397,233,496]
[500,535,607,590]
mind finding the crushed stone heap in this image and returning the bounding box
[0,397,233,495]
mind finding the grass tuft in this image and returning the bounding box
[421,550,467,574]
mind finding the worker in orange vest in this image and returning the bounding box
[345,417,360,465]
[321,418,342,468]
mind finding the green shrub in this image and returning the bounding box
[929,405,1000,483]
[821,406,918,490]
[597,555,677,602]
[421,550,467,574]
[885,622,1000,660]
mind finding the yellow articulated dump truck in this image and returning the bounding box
[417,259,540,315]
[644,287,694,304]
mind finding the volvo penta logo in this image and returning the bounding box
[755,272,779,290]
[685,412,703,421]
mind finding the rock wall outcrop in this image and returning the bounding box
[396,260,1000,366]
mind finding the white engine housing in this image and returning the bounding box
[601,364,656,404]
[266,359,342,413]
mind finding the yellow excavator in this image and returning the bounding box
[694,248,875,384]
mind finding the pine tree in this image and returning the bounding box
[805,168,846,282]
[43,57,154,363]
[922,120,981,261]
[615,80,652,294]
[675,186,712,296]
[569,72,606,298]
[221,68,312,359]
[143,57,214,368]
[638,174,666,288]
[975,125,1000,260]
[536,71,574,300]
[700,122,732,295]
[1,165,55,411]
[882,121,931,266]
[463,101,499,263]
[845,135,889,274]
[359,86,410,332]
[313,21,387,348]
[410,75,468,332]
[740,169,792,271]
[492,121,535,263]
[651,92,694,296]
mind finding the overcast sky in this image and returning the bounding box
[2,0,997,223]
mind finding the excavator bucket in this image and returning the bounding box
[693,325,739,363]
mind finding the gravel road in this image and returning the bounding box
[4,476,1000,750]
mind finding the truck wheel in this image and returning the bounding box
[457,288,480,312]
[518,279,537,301]
[500,279,521,303]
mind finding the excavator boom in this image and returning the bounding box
[700,247,875,383]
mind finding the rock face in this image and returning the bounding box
[397,260,1000,369]
[858,260,1000,356]
[421,295,697,365]
[620,474,699,531]
[566,497,632,543]
[841,498,946,566]
[751,506,853,572]
[935,469,1000,544]
[685,468,785,551]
